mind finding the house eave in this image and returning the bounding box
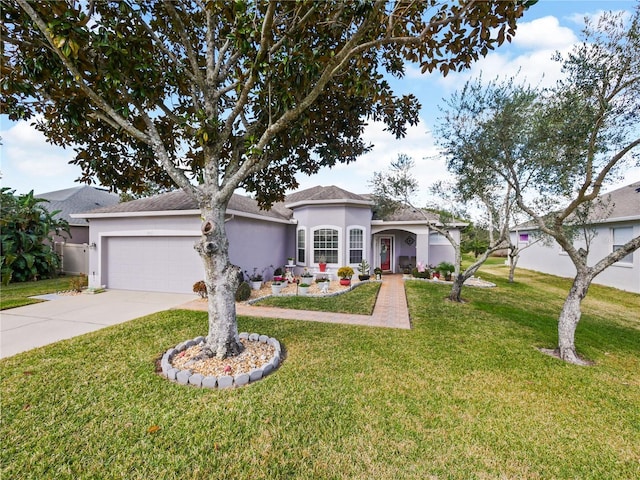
[371,219,467,228]
[510,214,640,232]
[71,208,295,224]
[285,199,374,209]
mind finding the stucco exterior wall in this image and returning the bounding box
[87,213,292,290]
[225,215,293,279]
[292,204,372,268]
[511,221,640,293]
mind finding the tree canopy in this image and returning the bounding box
[3,0,534,206]
[2,0,535,358]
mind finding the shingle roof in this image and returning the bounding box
[602,181,640,219]
[514,181,640,229]
[284,185,372,206]
[36,186,120,226]
[84,189,293,221]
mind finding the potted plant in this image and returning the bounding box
[271,278,283,295]
[437,261,455,281]
[318,255,327,272]
[245,267,264,290]
[412,262,430,279]
[298,282,310,295]
[357,259,370,281]
[287,257,295,266]
[337,266,354,286]
[374,267,382,280]
[300,267,314,283]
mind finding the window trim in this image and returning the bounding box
[296,227,307,266]
[347,225,366,266]
[311,225,342,266]
[612,226,634,265]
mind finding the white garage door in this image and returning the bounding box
[105,236,204,293]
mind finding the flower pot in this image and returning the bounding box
[298,286,309,296]
[358,275,370,281]
[339,278,351,286]
[319,263,327,272]
[250,281,262,290]
[271,283,283,295]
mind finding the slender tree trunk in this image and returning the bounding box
[448,274,464,302]
[556,271,592,365]
[195,203,244,359]
[508,251,519,283]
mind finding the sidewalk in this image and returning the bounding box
[180,274,411,329]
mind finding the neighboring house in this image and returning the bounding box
[73,185,462,294]
[37,186,120,274]
[37,185,120,244]
[510,181,640,293]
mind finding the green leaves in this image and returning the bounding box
[0,188,70,285]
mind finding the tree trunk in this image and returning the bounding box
[556,271,592,365]
[195,204,244,359]
[448,274,464,302]
[508,251,519,283]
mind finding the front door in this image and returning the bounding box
[378,236,393,272]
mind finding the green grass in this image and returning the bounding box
[253,282,381,314]
[0,276,84,310]
[1,268,639,479]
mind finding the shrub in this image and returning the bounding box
[69,274,88,292]
[193,280,207,298]
[411,268,430,279]
[235,281,251,301]
[337,266,354,279]
[1,188,70,284]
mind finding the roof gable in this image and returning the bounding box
[284,185,372,208]
[36,186,120,225]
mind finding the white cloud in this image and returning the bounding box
[0,118,80,193]
[511,16,577,50]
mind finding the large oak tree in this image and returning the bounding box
[2,0,533,358]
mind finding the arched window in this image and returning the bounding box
[313,227,339,264]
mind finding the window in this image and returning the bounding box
[349,228,364,264]
[519,233,529,243]
[613,227,634,264]
[313,228,339,263]
[297,228,306,264]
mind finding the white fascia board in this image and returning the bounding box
[371,219,467,228]
[72,208,295,225]
[285,199,374,209]
[71,210,201,219]
[510,215,640,232]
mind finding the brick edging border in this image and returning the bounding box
[160,333,282,389]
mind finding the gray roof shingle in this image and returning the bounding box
[36,186,120,225]
[84,189,293,221]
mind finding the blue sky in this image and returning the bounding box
[1,1,638,206]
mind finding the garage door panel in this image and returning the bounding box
[106,237,203,293]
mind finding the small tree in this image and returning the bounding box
[370,155,511,302]
[436,8,640,364]
[0,188,70,284]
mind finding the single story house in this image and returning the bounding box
[73,185,462,294]
[37,185,120,275]
[510,181,640,293]
[37,185,120,244]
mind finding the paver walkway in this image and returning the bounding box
[180,274,411,329]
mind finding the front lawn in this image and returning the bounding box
[0,276,84,310]
[253,281,380,314]
[1,268,638,479]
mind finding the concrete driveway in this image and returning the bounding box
[0,290,195,359]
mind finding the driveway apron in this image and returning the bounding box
[0,290,193,359]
